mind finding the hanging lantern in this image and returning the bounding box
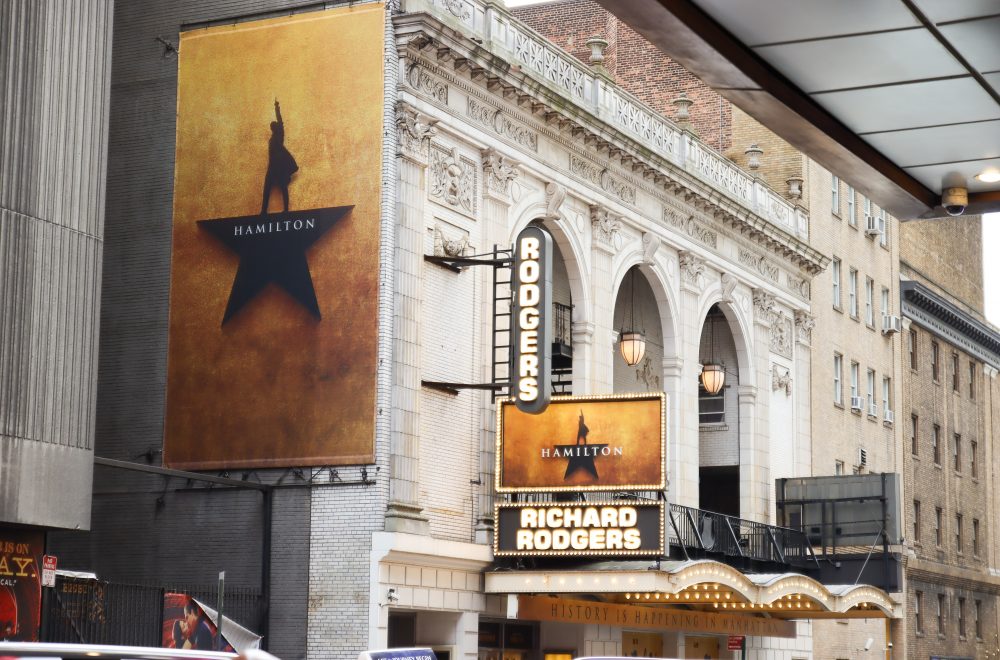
[700,363,725,395]
[620,331,646,367]
[618,267,646,367]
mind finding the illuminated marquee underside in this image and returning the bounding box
[495,502,664,557]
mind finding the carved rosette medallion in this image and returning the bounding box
[590,204,622,250]
[396,102,437,164]
[794,309,815,345]
[481,148,519,200]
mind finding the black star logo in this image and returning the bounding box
[555,443,610,480]
[198,206,352,325]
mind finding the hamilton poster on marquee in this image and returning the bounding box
[164,5,384,469]
[497,394,666,492]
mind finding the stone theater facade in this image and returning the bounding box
[0,0,941,658]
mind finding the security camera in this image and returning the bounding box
[863,637,873,651]
[942,186,968,216]
[887,642,893,649]
[386,587,399,603]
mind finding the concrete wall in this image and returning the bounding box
[0,0,113,531]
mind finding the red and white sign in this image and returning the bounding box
[727,635,745,651]
[41,555,57,588]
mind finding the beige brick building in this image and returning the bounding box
[898,216,1000,658]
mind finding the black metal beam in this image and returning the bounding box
[94,456,271,491]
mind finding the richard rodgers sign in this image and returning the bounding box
[495,502,664,556]
[512,226,552,415]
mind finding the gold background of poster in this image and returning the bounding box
[164,6,384,468]
[497,395,665,491]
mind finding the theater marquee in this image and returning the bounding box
[164,5,384,469]
[496,394,666,492]
[495,501,664,557]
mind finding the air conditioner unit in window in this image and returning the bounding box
[850,396,864,411]
[884,409,895,424]
[882,314,902,334]
[865,214,881,235]
[858,447,868,467]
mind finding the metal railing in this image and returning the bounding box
[667,503,817,568]
[41,576,263,646]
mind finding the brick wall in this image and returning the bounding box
[901,216,985,315]
[513,0,732,151]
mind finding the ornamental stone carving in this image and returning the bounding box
[642,232,661,265]
[433,223,470,257]
[678,251,705,290]
[720,273,738,304]
[752,289,776,324]
[481,148,518,199]
[406,63,448,103]
[396,102,437,162]
[769,311,793,358]
[794,309,815,344]
[430,145,475,213]
[590,204,622,249]
[771,365,792,396]
[544,181,567,221]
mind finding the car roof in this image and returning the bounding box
[0,642,239,660]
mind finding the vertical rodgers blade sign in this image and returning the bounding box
[164,6,385,468]
[512,226,552,414]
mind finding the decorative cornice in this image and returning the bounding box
[901,280,1000,368]
[393,13,828,275]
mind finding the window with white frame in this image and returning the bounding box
[849,268,858,317]
[882,376,891,420]
[850,362,859,401]
[863,196,872,223]
[834,353,843,405]
[847,184,856,224]
[881,286,890,318]
[832,174,840,214]
[865,277,874,326]
[879,208,887,246]
[832,258,841,309]
[867,368,876,415]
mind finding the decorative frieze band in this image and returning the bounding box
[467,97,539,151]
[662,207,717,249]
[406,62,448,103]
[570,154,636,205]
[739,247,780,283]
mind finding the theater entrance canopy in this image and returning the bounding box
[597,0,1000,219]
[485,559,900,633]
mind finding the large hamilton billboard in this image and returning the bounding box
[164,6,384,469]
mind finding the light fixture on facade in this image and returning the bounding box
[619,268,646,366]
[975,168,1000,183]
[700,307,725,395]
